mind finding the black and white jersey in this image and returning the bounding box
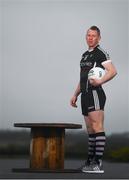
[80,45,111,93]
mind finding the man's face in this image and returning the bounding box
[86,29,101,49]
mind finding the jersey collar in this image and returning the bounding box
[88,44,99,52]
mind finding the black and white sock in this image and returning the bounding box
[95,132,106,164]
[87,133,96,163]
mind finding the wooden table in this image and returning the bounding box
[13,123,82,172]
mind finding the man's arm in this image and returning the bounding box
[101,61,117,84]
[70,82,81,108]
[73,82,81,97]
[89,62,117,86]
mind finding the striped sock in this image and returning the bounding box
[87,133,96,163]
[95,132,106,163]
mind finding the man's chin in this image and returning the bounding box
[89,44,98,49]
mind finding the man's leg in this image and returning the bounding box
[84,116,96,163]
[88,110,106,163]
[81,116,96,171]
[83,110,106,173]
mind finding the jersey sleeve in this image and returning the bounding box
[97,49,112,66]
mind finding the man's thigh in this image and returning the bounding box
[88,110,104,123]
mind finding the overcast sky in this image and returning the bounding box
[0,0,128,134]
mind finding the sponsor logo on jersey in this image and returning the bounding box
[80,61,92,67]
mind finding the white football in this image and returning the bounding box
[88,67,105,80]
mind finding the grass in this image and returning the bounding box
[107,147,129,162]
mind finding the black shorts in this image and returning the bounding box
[81,88,106,116]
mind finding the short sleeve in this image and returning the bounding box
[97,47,112,66]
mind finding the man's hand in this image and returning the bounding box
[70,96,78,108]
[89,78,102,86]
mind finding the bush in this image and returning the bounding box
[0,144,29,155]
[107,147,129,162]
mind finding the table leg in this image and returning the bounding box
[30,127,65,170]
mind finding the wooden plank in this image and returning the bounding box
[12,168,81,173]
[14,123,82,129]
[30,127,65,170]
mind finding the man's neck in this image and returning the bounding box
[88,44,99,51]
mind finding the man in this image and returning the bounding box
[70,26,117,173]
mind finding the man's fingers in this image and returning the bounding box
[70,96,77,108]
[72,102,77,108]
[71,101,77,108]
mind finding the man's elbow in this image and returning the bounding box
[113,69,117,77]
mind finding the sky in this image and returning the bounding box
[0,0,128,135]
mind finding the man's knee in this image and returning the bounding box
[91,122,104,133]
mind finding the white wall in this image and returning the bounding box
[0,0,128,134]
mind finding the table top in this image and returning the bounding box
[14,123,82,129]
